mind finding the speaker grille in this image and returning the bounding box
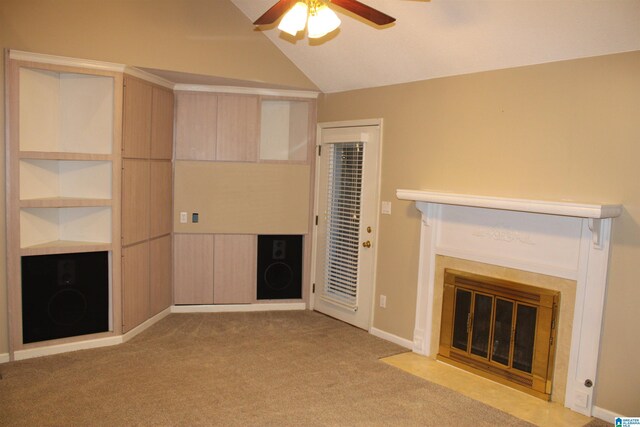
[257,235,302,300]
[21,251,109,343]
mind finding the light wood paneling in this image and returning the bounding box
[175,92,217,160]
[173,234,214,304]
[149,160,172,238]
[213,234,256,304]
[151,87,174,160]
[122,241,150,333]
[173,161,310,234]
[149,234,172,315]
[216,94,259,162]
[122,75,152,159]
[122,159,150,245]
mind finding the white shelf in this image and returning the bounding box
[20,240,112,256]
[20,159,112,200]
[20,198,112,208]
[20,151,112,161]
[19,67,114,154]
[20,207,112,249]
[260,99,309,162]
[396,189,622,219]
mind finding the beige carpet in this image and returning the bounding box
[0,311,537,426]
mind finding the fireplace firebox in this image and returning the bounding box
[438,269,559,400]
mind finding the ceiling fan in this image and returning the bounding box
[253,0,395,39]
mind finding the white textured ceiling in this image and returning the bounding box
[230,0,640,93]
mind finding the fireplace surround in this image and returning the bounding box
[396,189,621,416]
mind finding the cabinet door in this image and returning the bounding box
[149,235,172,315]
[149,160,172,238]
[122,241,150,333]
[175,92,217,160]
[151,87,174,160]
[213,234,256,304]
[216,94,259,162]
[174,234,214,304]
[122,76,152,159]
[122,159,150,246]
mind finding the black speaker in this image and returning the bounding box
[21,251,109,344]
[257,235,303,300]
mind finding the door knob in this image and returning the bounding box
[362,240,372,248]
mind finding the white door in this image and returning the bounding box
[312,120,382,330]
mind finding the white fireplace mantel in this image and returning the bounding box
[396,189,622,417]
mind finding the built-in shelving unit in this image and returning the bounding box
[6,50,124,353]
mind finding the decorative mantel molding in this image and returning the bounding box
[396,189,622,219]
[396,188,622,417]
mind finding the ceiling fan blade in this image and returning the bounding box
[329,0,396,25]
[253,0,298,25]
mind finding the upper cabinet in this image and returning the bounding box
[122,75,152,159]
[174,90,317,164]
[216,94,259,162]
[259,99,312,162]
[151,87,175,160]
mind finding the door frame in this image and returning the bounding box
[309,118,383,331]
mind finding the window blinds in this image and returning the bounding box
[322,142,364,309]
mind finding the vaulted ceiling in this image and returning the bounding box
[229,0,640,93]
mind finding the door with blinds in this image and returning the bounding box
[313,120,381,330]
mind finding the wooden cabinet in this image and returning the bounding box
[121,74,174,328]
[174,234,214,304]
[216,94,259,162]
[122,241,150,332]
[151,87,175,160]
[213,235,256,304]
[122,75,152,159]
[175,92,218,160]
[122,159,150,246]
[149,235,172,316]
[150,161,172,238]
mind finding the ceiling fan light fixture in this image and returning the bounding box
[307,3,341,39]
[278,1,309,36]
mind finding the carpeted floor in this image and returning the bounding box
[1,311,539,426]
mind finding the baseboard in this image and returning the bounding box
[122,307,172,343]
[0,353,10,364]
[171,302,307,313]
[370,327,414,349]
[13,336,123,361]
[592,405,625,423]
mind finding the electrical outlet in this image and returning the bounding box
[381,201,392,215]
[379,294,387,308]
[180,211,188,224]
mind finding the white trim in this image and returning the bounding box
[170,303,307,313]
[121,307,172,343]
[9,49,126,72]
[174,84,319,99]
[370,327,413,349]
[592,406,625,424]
[318,118,383,129]
[397,189,622,219]
[13,336,123,361]
[0,353,10,364]
[124,67,175,89]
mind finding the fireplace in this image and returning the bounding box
[396,189,621,416]
[438,268,559,400]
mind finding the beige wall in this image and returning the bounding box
[318,51,640,415]
[0,0,316,356]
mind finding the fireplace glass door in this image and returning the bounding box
[439,269,559,400]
